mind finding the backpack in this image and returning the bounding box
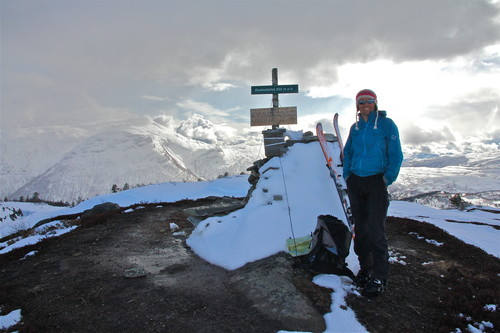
[300,214,355,279]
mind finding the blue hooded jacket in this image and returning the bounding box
[343,110,403,186]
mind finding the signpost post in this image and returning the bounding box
[250,68,299,157]
[250,68,299,129]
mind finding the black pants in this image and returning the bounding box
[346,173,390,280]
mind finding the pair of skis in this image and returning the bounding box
[316,113,354,233]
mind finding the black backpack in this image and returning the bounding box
[300,214,355,279]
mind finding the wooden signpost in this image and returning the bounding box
[250,68,299,129]
[250,68,299,157]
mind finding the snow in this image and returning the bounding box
[0,175,249,238]
[389,201,500,258]
[187,142,348,270]
[484,304,497,312]
[388,251,408,265]
[0,222,77,255]
[408,232,444,246]
[313,275,368,333]
[0,309,22,330]
[1,141,499,332]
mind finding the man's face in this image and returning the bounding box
[357,97,376,119]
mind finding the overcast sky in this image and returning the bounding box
[1,0,500,149]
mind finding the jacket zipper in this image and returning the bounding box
[359,124,368,172]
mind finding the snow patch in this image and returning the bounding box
[0,309,22,330]
[409,232,444,246]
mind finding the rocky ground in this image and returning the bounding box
[1,197,499,333]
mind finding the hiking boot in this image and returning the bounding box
[354,270,370,288]
[363,277,387,297]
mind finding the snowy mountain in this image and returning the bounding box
[0,125,90,199]
[2,115,262,203]
[2,115,499,207]
[391,149,500,208]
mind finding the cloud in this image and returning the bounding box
[152,114,175,129]
[319,52,500,144]
[176,100,230,118]
[1,0,500,149]
[423,89,500,139]
[208,83,237,92]
[5,1,499,85]
[186,51,248,91]
[0,71,135,128]
[402,123,456,145]
[175,113,236,144]
[482,129,500,145]
[142,95,171,102]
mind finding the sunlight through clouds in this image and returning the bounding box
[2,0,499,148]
[309,52,500,144]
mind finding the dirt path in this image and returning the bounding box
[1,199,499,333]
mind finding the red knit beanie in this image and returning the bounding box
[356,89,377,103]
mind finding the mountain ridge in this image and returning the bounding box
[3,115,261,203]
[2,115,498,207]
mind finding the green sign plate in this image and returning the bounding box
[251,84,299,95]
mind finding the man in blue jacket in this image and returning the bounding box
[343,89,403,297]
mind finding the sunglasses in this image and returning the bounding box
[358,99,376,105]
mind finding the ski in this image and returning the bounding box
[316,122,354,232]
[333,113,344,164]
